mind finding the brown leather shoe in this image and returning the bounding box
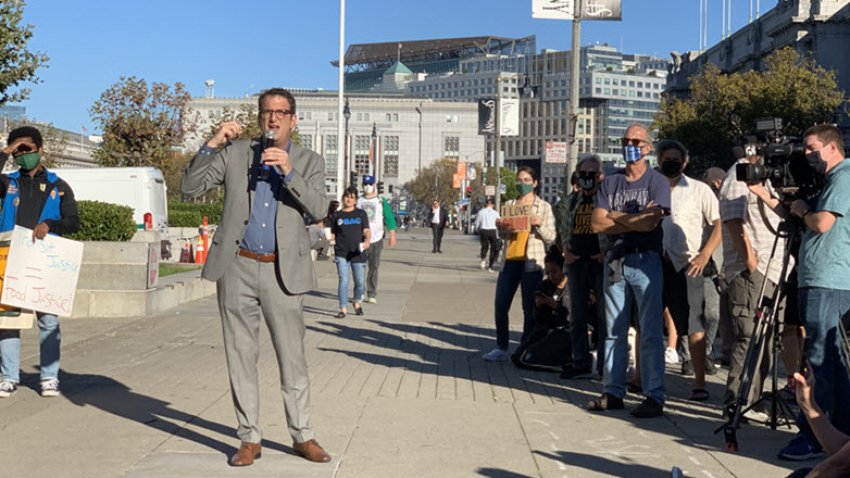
[293,439,331,463]
[229,442,261,466]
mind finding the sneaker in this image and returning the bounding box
[560,364,593,379]
[681,360,694,376]
[705,359,718,376]
[482,348,509,362]
[367,297,377,304]
[0,381,17,398]
[778,434,826,461]
[630,397,664,418]
[664,346,680,364]
[487,267,497,273]
[40,379,60,398]
[742,408,770,424]
[480,259,487,270]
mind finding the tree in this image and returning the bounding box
[0,1,48,106]
[654,47,845,173]
[406,157,460,212]
[1,117,67,169]
[90,76,199,173]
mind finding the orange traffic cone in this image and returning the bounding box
[195,238,205,264]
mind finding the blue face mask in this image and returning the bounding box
[623,145,642,164]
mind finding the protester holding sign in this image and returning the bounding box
[0,126,80,398]
[483,166,556,362]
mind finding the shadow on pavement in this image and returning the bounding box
[475,468,534,478]
[534,450,670,477]
[49,371,295,460]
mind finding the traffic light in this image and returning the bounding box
[377,181,385,194]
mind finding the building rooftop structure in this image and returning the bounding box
[336,36,536,92]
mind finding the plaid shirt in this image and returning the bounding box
[499,196,557,272]
[719,159,792,284]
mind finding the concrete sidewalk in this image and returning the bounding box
[2,228,802,477]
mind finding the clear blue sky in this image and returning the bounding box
[15,0,777,133]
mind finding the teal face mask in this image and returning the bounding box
[516,182,534,197]
[15,152,40,170]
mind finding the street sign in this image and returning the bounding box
[467,165,477,181]
[500,183,507,194]
[485,185,496,196]
[532,0,622,21]
[545,140,567,163]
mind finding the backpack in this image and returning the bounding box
[511,326,572,372]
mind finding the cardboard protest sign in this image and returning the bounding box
[1,226,84,317]
[500,204,532,231]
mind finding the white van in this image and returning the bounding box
[50,167,169,232]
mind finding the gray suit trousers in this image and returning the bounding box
[216,254,314,444]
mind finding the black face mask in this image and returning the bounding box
[660,160,683,178]
[577,172,598,191]
[806,151,827,176]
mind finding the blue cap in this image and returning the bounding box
[362,175,376,185]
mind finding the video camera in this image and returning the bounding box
[735,117,821,201]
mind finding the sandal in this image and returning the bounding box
[336,311,346,319]
[626,382,642,394]
[689,388,710,402]
[354,303,363,316]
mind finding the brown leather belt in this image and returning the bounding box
[238,248,277,262]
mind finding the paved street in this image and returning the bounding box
[2,228,802,477]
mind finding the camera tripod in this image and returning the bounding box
[715,219,798,452]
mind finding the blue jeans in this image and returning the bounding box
[0,313,61,383]
[494,260,543,350]
[336,256,366,309]
[568,258,604,370]
[602,251,665,404]
[796,287,850,443]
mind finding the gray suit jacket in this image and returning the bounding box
[181,139,327,294]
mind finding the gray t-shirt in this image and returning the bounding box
[596,167,671,255]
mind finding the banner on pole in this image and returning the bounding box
[478,99,497,135]
[544,140,568,163]
[532,0,622,21]
[499,99,520,137]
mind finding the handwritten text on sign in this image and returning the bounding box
[500,204,532,232]
[1,226,84,316]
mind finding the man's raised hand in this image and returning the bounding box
[207,121,243,149]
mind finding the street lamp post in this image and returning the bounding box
[415,103,423,174]
[343,98,351,186]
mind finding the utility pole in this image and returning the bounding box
[336,0,346,200]
[494,75,503,214]
[565,0,582,194]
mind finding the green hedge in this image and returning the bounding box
[66,200,137,242]
[168,201,223,227]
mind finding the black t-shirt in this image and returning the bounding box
[332,209,370,263]
[569,193,601,258]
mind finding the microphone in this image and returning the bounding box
[262,130,275,172]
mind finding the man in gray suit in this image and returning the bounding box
[182,88,331,466]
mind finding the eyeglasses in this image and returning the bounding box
[260,109,294,119]
[621,137,647,147]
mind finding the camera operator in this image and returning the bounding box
[753,124,850,462]
[719,149,791,421]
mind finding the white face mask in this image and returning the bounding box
[364,185,375,194]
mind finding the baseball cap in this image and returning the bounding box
[703,167,726,184]
[362,175,376,185]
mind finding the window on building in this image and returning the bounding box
[301,134,313,151]
[383,136,399,177]
[324,135,338,176]
[444,136,459,158]
[354,135,371,174]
